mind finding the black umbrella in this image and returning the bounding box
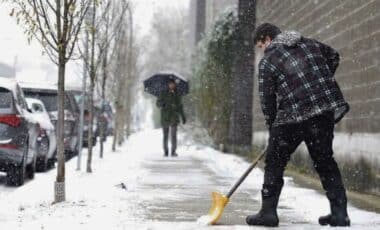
[144,73,189,97]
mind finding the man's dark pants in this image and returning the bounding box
[163,125,177,155]
[264,112,345,194]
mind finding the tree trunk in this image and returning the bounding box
[87,0,96,173]
[99,43,108,158]
[117,104,125,146]
[228,0,256,151]
[123,7,134,139]
[99,81,105,158]
[112,109,118,151]
[86,79,94,173]
[55,52,66,203]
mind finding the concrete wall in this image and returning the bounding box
[253,0,380,195]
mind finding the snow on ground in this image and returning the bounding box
[0,129,379,229]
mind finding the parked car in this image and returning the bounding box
[21,83,80,157]
[102,102,114,137]
[0,78,38,186]
[83,109,98,147]
[25,98,56,171]
[71,91,100,147]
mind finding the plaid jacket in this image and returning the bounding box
[258,31,349,128]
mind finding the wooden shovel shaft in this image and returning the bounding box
[226,151,266,198]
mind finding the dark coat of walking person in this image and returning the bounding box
[246,23,350,227]
[156,79,186,157]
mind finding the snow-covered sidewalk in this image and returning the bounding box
[0,129,379,229]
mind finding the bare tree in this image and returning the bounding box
[97,0,129,158]
[112,27,128,151]
[5,0,91,203]
[79,0,129,171]
[110,4,134,151]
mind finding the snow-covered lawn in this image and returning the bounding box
[0,129,379,229]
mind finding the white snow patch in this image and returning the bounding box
[196,215,212,225]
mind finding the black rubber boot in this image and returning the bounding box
[164,150,169,157]
[319,189,350,227]
[171,152,178,157]
[246,185,281,227]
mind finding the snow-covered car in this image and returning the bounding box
[0,78,39,186]
[25,98,57,171]
[21,83,80,157]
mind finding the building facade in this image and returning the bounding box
[252,0,380,195]
[189,0,380,195]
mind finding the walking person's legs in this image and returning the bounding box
[304,113,350,226]
[247,124,303,226]
[163,126,169,157]
[170,125,178,157]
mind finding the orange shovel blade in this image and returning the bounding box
[207,192,229,225]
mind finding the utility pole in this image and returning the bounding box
[77,7,93,170]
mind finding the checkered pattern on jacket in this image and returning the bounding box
[258,36,349,128]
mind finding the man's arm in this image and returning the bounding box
[316,41,340,75]
[258,58,277,128]
[178,97,186,124]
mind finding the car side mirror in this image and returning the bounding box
[27,108,33,113]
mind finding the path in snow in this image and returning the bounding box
[0,129,379,229]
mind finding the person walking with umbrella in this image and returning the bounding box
[156,79,186,157]
[144,73,188,157]
[246,23,350,227]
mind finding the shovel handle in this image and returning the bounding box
[226,151,266,198]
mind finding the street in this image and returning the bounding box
[0,129,379,229]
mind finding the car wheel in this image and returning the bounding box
[6,163,26,186]
[72,142,79,156]
[36,138,49,172]
[47,158,56,169]
[47,150,56,169]
[6,143,27,186]
[26,154,36,179]
[36,155,48,172]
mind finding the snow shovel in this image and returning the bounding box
[205,151,266,225]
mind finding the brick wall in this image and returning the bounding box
[190,0,380,194]
[253,0,380,134]
[253,0,380,195]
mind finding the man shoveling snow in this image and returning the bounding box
[246,23,351,227]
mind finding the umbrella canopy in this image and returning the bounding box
[144,73,189,97]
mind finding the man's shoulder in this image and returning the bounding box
[299,36,324,48]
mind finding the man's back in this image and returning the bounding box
[259,31,349,127]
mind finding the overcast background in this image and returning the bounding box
[0,0,189,87]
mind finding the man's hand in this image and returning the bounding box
[182,117,186,125]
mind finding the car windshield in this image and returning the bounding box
[38,94,58,111]
[0,87,13,109]
[24,91,71,112]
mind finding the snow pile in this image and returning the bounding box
[196,215,212,225]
